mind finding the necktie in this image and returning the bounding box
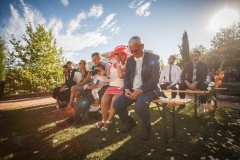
[192,64,197,82]
[169,66,172,83]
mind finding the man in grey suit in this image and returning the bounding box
[113,36,161,140]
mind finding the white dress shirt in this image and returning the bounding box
[159,64,181,86]
[132,53,144,90]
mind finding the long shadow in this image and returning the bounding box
[0,103,239,159]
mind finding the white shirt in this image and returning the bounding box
[159,64,181,86]
[132,53,144,90]
[109,65,124,87]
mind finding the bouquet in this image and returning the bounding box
[205,61,225,103]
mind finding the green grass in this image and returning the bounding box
[0,102,240,160]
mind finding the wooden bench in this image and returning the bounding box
[152,98,192,144]
[162,88,227,118]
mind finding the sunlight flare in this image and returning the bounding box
[208,8,239,31]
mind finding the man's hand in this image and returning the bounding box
[189,82,197,90]
[59,86,67,92]
[130,89,142,100]
[166,85,172,90]
[125,89,132,98]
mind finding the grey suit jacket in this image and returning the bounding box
[124,51,161,93]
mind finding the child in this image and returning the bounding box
[84,64,110,109]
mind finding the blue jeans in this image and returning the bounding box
[75,85,108,116]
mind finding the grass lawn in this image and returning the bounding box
[0,102,240,160]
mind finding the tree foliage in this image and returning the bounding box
[210,23,240,69]
[6,23,65,94]
[0,35,7,82]
[178,31,190,68]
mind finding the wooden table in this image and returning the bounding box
[152,98,192,144]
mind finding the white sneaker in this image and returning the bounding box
[89,106,100,112]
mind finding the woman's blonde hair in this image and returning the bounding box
[79,60,90,71]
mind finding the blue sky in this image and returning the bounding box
[0,0,240,64]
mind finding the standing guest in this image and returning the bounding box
[64,60,91,114]
[94,45,131,131]
[159,55,181,98]
[179,50,208,106]
[113,36,161,140]
[56,52,110,127]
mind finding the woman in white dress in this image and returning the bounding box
[94,45,131,131]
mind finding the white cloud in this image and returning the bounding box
[110,27,120,34]
[129,0,138,9]
[100,13,116,29]
[3,0,119,63]
[88,4,103,18]
[66,12,87,35]
[136,2,151,17]
[128,0,154,17]
[47,17,63,37]
[60,0,69,7]
[58,32,108,51]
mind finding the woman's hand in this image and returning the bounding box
[114,54,121,64]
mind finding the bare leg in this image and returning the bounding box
[101,94,121,131]
[75,91,81,103]
[66,85,81,109]
[101,93,113,121]
[107,94,120,122]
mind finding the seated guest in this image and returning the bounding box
[94,45,131,131]
[62,61,79,104]
[56,52,110,127]
[64,60,91,114]
[52,64,69,108]
[113,36,161,140]
[179,50,208,105]
[84,64,110,108]
[159,55,181,98]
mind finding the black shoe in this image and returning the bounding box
[59,103,67,109]
[121,117,136,133]
[74,116,84,125]
[141,125,151,141]
[177,104,185,110]
[56,116,75,127]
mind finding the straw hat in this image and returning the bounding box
[108,45,131,61]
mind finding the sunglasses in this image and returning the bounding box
[191,54,198,57]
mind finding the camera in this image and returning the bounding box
[90,69,100,76]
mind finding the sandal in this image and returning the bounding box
[101,120,112,131]
[94,120,105,128]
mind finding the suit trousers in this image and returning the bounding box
[113,91,159,129]
[160,82,178,98]
[179,81,208,103]
[75,85,109,116]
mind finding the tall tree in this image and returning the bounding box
[6,23,65,94]
[0,35,7,99]
[210,23,240,69]
[178,31,190,68]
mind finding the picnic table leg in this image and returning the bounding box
[194,93,198,118]
[162,103,168,144]
[172,106,176,137]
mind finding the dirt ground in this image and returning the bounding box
[0,96,56,110]
[0,95,239,110]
